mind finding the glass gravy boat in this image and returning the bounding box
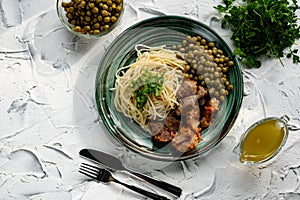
[239,115,292,164]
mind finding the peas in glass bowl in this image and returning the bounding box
[56,0,124,38]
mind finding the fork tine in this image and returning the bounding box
[79,163,112,183]
[81,162,100,169]
[79,163,99,179]
[79,169,97,179]
[80,164,98,173]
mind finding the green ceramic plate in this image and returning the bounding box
[95,16,243,161]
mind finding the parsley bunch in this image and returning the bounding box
[215,0,300,67]
[132,70,164,109]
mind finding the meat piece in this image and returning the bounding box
[200,116,211,128]
[176,80,197,99]
[177,95,201,132]
[165,116,180,132]
[180,95,199,113]
[204,98,220,116]
[153,127,175,143]
[175,105,181,116]
[199,98,206,106]
[209,98,220,112]
[149,121,164,136]
[200,98,220,129]
[150,121,175,143]
[186,106,200,131]
[172,127,199,152]
[197,86,208,99]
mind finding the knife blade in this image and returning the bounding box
[79,148,182,197]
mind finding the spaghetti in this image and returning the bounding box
[113,45,186,129]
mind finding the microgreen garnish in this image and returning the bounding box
[215,0,300,67]
[132,70,164,109]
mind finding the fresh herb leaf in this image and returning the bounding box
[215,0,300,67]
[132,70,164,109]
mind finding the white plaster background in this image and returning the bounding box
[0,0,300,199]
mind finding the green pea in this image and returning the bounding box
[104,16,111,23]
[111,16,117,23]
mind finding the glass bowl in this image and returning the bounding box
[95,16,244,161]
[56,0,124,39]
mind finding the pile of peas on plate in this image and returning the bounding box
[172,35,235,102]
[61,0,123,35]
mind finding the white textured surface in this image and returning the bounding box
[1,0,300,199]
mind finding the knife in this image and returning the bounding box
[79,148,182,197]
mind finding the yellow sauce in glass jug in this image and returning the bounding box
[240,117,288,163]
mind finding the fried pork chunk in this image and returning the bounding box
[176,79,197,99]
[165,116,180,133]
[149,121,174,143]
[171,127,199,152]
[197,85,208,99]
[149,79,219,153]
[177,95,200,131]
[200,98,220,128]
[149,121,164,136]
[185,106,200,132]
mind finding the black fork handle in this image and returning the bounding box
[115,179,171,200]
[131,171,182,197]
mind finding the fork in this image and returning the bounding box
[79,163,171,200]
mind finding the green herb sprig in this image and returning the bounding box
[132,70,164,109]
[215,0,300,67]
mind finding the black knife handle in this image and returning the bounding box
[131,171,182,197]
[116,179,171,200]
